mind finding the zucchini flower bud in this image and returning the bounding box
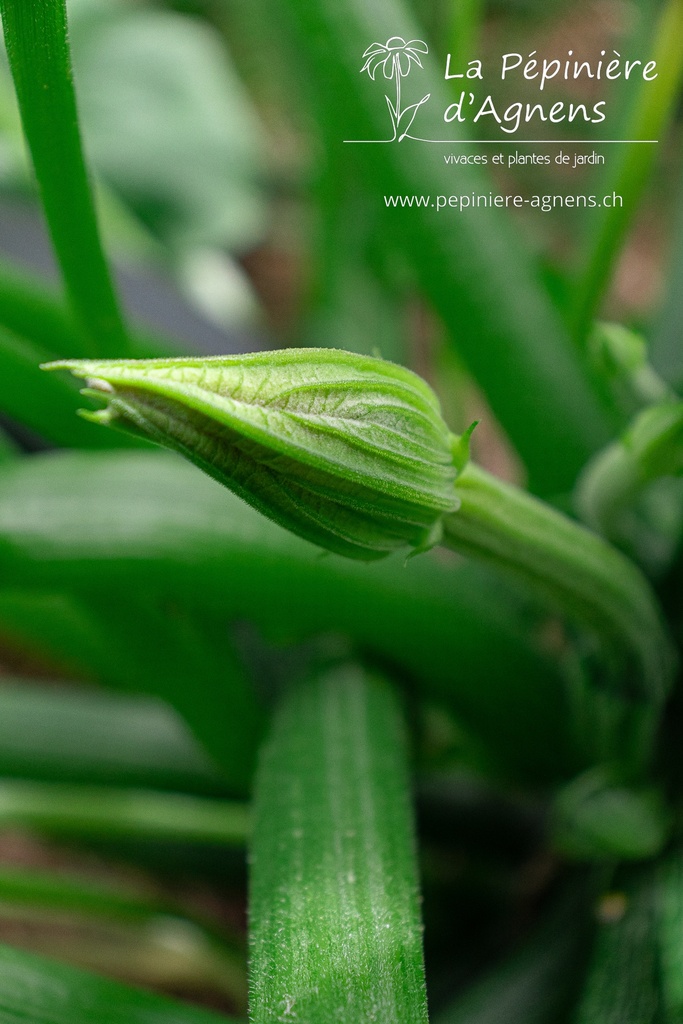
[44,349,458,560]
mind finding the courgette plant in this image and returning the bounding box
[0,0,682,1022]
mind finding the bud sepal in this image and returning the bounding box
[44,349,459,561]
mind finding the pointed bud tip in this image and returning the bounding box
[49,349,460,561]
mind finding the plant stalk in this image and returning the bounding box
[443,456,676,710]
[249,663,429,1024]
[0,0,130,356]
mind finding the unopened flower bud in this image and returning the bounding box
[45,349,458,560]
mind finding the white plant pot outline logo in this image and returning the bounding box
[361,37,431,141]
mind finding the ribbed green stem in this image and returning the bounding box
[0,0,130,356]
[443,460,676,709]
[249,663,428,1024]
[0,779,249,846]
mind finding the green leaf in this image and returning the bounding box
[45,350,459,560]
[657,846,683,1021]
[551,769,671,861]
[651,166,683,388]
[572,0,683,339]
[0,865,247,1010]
[444,0,484,71]
[0,778,249,846]
[0,589,265,795]
[0,449,580,783]
[0,0,130,356]
[0,941,239,1024]
[0,423,18,460]
[0,258,88,356]
[249,662,428,1024]
[0,259,189,363]
[305,181,410,365]
[68,0,267,254]
[0,325,143,448]
[574,868,661,1024]
[0,678,226,793]
[0,863,191,925]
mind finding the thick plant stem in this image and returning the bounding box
[0,0,130,356]
[443,460,676,708]
[249,663,429,1024]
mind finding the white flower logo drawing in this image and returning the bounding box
[360,37,431,141]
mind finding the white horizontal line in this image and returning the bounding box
[344,139,658,144]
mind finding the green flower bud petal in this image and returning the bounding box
[44,349,458,560]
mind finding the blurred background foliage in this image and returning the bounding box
[0,0,681,1020]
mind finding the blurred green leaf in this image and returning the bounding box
[306,181,409,364]
[0,941,239,1024]
[551,769,671,861]
[657,846,683,1022]
[249,662,428,1023]
[0,422,18,459]
[650,163,683,389]
[0,325,144,448]
[0,588,265,795]
[0,448,580,783]
[587,323,672,420]
[574,867,661,1024]
[0,678,227,793]
[444,0,484,70]
[0,865,247,1009]
[0,778,249,846]
[0,864,187,924]
[67,0,267,254]
[573,0,683,339]
[0,259,89,356]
